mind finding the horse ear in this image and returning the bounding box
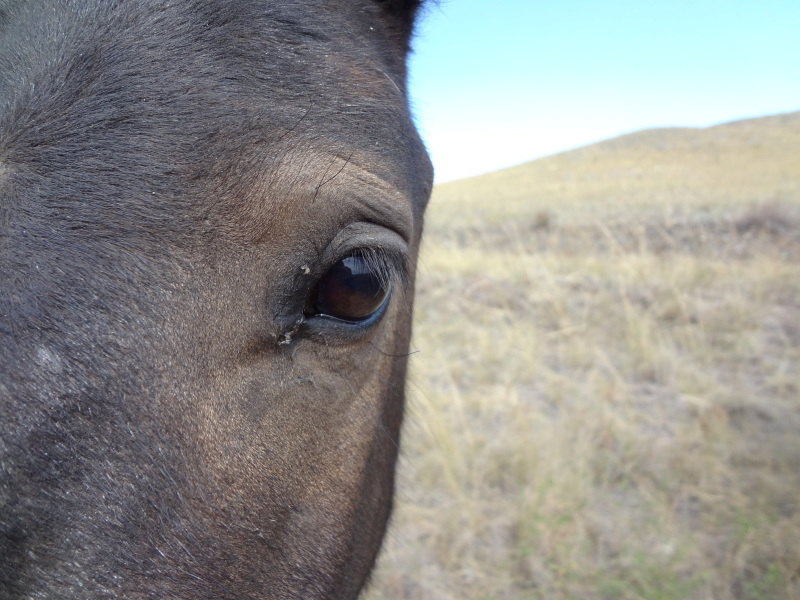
[373,0,425,52]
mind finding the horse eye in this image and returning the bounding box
[308,253,390,322]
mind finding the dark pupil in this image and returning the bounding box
[311,255,388,322]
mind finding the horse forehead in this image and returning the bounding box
[321,50,405,98]
[0,9,421,204]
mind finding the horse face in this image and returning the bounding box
[0,1,431,598]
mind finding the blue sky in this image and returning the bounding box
[408,0,800,182]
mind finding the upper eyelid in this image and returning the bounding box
[320,223,408,277]
[336,164,415,244]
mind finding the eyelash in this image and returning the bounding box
[345,246,409,291]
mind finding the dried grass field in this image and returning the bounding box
[364,113,800,600]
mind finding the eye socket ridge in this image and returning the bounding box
[305,246,408,324]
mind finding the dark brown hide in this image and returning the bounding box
[0,1,432,598]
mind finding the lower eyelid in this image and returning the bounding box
[307,290,393,329]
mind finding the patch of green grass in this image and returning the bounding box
[596,551,707,600]
[743,564,787,600]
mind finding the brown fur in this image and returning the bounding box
[0,1,432,598]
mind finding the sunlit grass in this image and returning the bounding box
[363,117,800,599]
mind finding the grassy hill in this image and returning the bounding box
[434,111,800,207]
[365,112,800,600]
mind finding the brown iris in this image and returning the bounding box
[308,253,389,322]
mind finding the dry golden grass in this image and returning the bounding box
[364,113,800,600]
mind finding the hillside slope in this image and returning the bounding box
[432,111,800,214]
